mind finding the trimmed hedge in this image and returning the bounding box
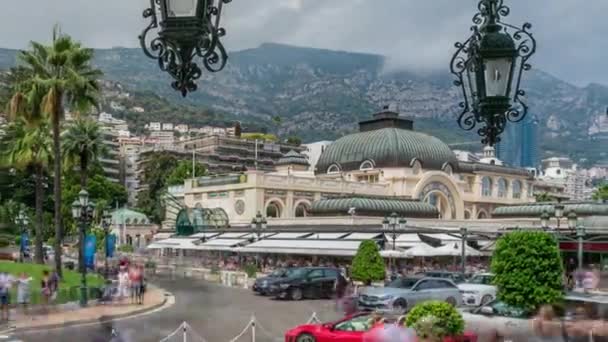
[405,301,465,339]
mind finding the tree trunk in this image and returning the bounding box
[78,153,88,273]
[34,164,44,264]
[52,89,63,277]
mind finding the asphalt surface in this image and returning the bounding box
[10,274,342,342]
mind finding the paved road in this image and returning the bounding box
[12,274,342,342]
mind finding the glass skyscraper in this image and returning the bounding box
[496,115,539,168]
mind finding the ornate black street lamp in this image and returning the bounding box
[382,212,406,274]
[450,0,536,146]
[71,190,96,307]
[139,0,232,97]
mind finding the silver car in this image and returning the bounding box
[357,277,462,313]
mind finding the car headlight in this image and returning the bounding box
[378,295,394,301]
[279,283,290,289]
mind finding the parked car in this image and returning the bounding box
[420,271,467,284]
[284,312,478,342]
[267,267,344,300]
[461,292,608,342]
[252,267,298,295]
[458,273,496,306]
[357,276,462,313]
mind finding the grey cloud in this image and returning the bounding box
[1,0,607,86]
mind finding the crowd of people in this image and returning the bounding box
[102,258,146,305]
[0,269,60,321]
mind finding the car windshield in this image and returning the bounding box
[334,314,373,332]
[468,275,493,285]
[477,300,531,319]
[270,269,286,277]
[386,278,418,289]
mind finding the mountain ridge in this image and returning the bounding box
[0,43,607,166]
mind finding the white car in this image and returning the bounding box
[458,273,496,306]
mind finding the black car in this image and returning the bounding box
[252,268,297,295]
[267,267,344,300]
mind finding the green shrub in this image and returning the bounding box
[406,301,465,339]
[491,231,564,311]
[14,236,21,246]
[243,264,259,278]
[351,240,385,285]
[0,238,10,248]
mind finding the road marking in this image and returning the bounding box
[18,293,176,335]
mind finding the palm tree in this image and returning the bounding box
[14,26,102,274]
[63,119,107,188]
[63,119,106,272]
[0,117,52,264]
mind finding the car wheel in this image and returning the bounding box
[290,287,303,301]
[393,298,408,313]
[296,333,316,342]
[446,296,457,306]
[481,294,493,305]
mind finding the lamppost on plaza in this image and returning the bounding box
[541,208,578,263]
[14,209,29,263]
[576,225,586,271]
[382,212,406,272]
[139,0,232,97]
[250,211,267,266]
[450,0,536,146]
[460,227,468,276]
[101,208,112,279]
[71,190,96,307]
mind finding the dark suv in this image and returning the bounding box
[267,267,344,300]
[252,268,297,295]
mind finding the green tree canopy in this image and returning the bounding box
[136,152,179,223]
[241,133,278,142]
[62,119,107,188]
[286,136,302,146]
[166,160,207,186]
[593,183,608,202]
[351,240,385,285]
[491,231,564,311]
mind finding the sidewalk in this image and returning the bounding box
[6,286,168,331]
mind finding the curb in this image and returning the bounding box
[14,292,171,334]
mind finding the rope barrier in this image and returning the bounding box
[228,316,255,342]
[159,312,324,342]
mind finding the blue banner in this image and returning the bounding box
[106,234,116,258]
[20,233,29,252]
[84,235,96,269]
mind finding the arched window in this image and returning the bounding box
[294,203,310,217]
[497,178,508,198]
[464,211,471,220]
[481,177,493,197]
[266,202,282,218]
[512,180,522,199]
[477,211,487,219]
[360,160,374,171]
[527,183,534,197]
[327,164,340,174]
[125,218,131,225]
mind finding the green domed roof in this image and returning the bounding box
[316,127,458,174]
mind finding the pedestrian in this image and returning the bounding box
[0,272,14,321]
[49,269,60,302]
[16,272,32,317]
[118,267,130,303]
[136,265,145,305]
[41,270,51,311]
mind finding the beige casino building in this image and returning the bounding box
[165,108,537,227]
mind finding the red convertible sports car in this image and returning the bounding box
[284,312,478,342]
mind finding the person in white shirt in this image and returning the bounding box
[0,272,15,321]
[118,268,130,302]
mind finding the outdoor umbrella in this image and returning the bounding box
[432,242,483,257]
[403,243,438,257]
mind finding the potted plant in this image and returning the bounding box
[405,301,465,342]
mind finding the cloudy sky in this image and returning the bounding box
[2,0,607,86]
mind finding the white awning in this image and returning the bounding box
[391,234,423,248]
[236,239,363,256]
[146,238,200,250]
[268,232,312,239]
[215,232,250,239]
[306,233,349,240]
[420,233,461,244]
[343,233,383,240]
[200,238,251,247]
[380,250,411,259]
[152,233,174,241]
[190,232,221,239]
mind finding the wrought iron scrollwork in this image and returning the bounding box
[450,0,536,146]
[139,0,231,97]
